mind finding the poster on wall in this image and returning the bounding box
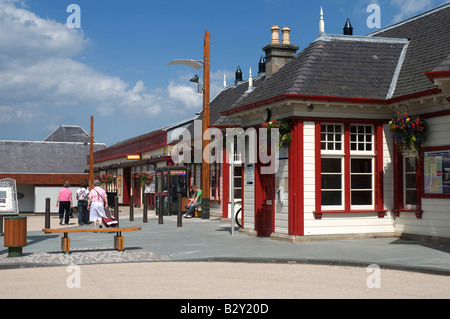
[424,150,450,195]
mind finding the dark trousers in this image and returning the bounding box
[59,201,71,224]
[77,200,88,225]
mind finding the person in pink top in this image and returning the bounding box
[87,180,108,229]
[56,181,73,225]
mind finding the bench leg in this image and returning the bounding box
[114,235,124,252]
[61,233,70,254]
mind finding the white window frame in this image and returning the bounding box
[321,124,345,210]
[350,156,375,210]
[403,156,417,210]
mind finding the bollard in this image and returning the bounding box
[143,194,148,223]
[129,195,134,222]
[177,194,182,227]
[158,195,163,225]
[114,196,119,227]
[45,198,51,229]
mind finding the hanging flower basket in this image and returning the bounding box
[389,112,426,155]
[135,172,153,187]
[261,119,291,148]
[99,173,114,184]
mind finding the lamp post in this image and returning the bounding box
[168,30,211,219]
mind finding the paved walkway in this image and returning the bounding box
[1,208,450,276]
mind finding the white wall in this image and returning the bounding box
[394,113,450,239]
[34,186,80,213]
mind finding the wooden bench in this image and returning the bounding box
[42,227,141,254]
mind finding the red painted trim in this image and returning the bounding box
[313,210,388,219]
[425,70,450,80]
[314,122,322,212]
[221,89,443,116]
[344,123,351,211]
[289,120,304,236]
[0,174,87,186]
[290,116,389,124]
[421,109,450,119]
[375,124,384,211]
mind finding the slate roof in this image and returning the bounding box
[225,3,450,114]
[44,125,97,143]
[0,125,106,174]
[433,54,450,72]
[369,3,450,97]
[229,36,407,111]
[0,141,106,174]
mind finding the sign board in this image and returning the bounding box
[424,150,450,195]
[0,179,19,215]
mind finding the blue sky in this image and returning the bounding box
[0,0,448,146]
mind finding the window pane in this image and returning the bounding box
[322,175,342,189]
[405,190,416,205]
[405,158,416,173]
[351,191,372,205]
[322,158,341,173]
[405,174,416,188]
[322,191,342,206]
[351,159,372,173]
[351,175,372,189]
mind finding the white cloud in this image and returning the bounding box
[390,0,434,22]
[0,0,235,143]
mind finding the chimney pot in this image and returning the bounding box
[271,26,280,44]
[281,27,291,44]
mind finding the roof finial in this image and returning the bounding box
[319,6,325,37]
[249,68,253,91]
[223,74,227,88]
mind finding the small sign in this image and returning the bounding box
[127,154,141,160]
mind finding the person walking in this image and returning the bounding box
[184,185,202,218]
[87,180,108,229]
[76,182,89,226]
[56,181,73,225]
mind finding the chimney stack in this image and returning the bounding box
[343,18,353,35]
[263,26,299,78]
[258,56,266,75]
[235,66,243,85]
[281,27,291,44]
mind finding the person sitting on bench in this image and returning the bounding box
[184,185,202,218]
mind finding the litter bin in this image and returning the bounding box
[4,216,27,257]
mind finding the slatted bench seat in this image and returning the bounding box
[42,227,141,254]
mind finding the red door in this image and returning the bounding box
[256,170,275,237]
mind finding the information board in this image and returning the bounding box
[0,178,19,215]
[424,150,450,195]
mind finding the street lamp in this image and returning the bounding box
[168,30,211,219]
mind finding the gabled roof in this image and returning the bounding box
[369,3,450,97]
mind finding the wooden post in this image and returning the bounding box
[201,30,211,220]
[143,194,148,223]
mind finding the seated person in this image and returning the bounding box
[184,185,202,218]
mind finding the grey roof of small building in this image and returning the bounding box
[0,140,106,174]
[369,3,450,97]
[44,125,96,143]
